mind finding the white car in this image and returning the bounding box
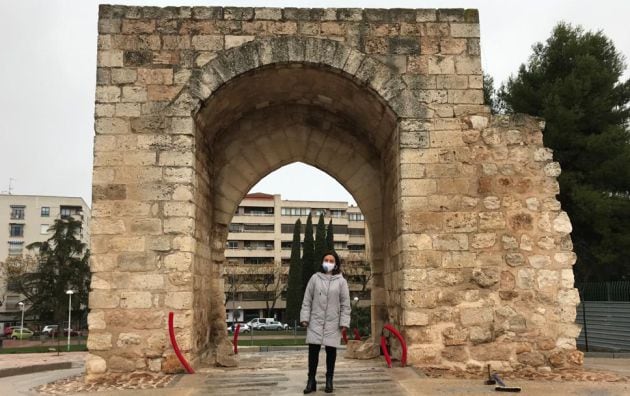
[227,323,251,333]
[258,321,288,331]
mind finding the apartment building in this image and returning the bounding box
[0,194,90,324]
[224,193,370,323]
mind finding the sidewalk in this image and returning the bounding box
[0,351,86,378]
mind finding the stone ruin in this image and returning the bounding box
[88,5,582,378]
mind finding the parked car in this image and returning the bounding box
[64,328,80,337]
[258,321,287,331]
[247,318,275,330]
[227,323,250,333]
[11,328,34,340]
[42,325,59,336]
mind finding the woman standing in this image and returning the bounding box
[300,251,351,394]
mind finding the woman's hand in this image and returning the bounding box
[301,321,309,327]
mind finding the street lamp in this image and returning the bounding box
[18,301,24,340]
[353,297,359,331]
[66,290,74,352]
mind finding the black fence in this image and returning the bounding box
[575,281,630,301]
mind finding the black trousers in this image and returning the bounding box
[308,343,337,377]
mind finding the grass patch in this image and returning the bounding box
[0,344,87,354]
[237,338,306,346]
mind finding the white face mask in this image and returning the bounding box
[322,262,335,273]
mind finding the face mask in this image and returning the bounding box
[322,262,335,273]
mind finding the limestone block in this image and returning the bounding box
[88,311,107,330]
[117,332,142,347]
[560,269,574,288]
[478,212,505,230]
[469,343,511,361]
[553,211,572,234]
[450,23,480,38]
[120,291,153,309]
[109,356,136,372]
[482,196,500,210]
[444,212,477,232]
[554,252,577,266]
[407,344,442,365]
[471,267,499,288]
[471,233,496,249]
[89,291,120,309]
[215,338,238,367]
[166,292,193,309]
[518,351,546,367]
[460,307,492,327]
[516,269,536,289]
[537,236,555,250]
[148,358,162,372]
[97,51,124,67]
[403,310,430,326]
[345,339,380,359]
[433,233,468,250]
[165,252,193,271]
[534,148,553,162]
[528,255,551,268]
[442,327,468,346]
[505,129,523,144]
[86,354,107,374]
[88,333,113,350]
[428,55,455,74]
[537,270,559,289]
[469,326,492,344]
[442,346,468,362]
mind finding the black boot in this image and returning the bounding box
[325,374,333,393]
[303,376,316,394]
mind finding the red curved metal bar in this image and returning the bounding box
[233,323,241,354]
[168,312,195,374]
[383,323,407,367]
[341,327,348,344]
[380,334,392,368]
[353,328,361,341]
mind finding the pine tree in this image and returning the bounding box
[499,23,630,281]
[285,219,302,323]
[314,213,327,274]
[301,214,314,293]
[326,219,335,252]
[8,218,91,323]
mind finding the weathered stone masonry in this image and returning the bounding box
[88,5,582,377]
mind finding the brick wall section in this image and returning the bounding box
[89,5,581,377]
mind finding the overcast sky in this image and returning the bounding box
[1,0,628,207]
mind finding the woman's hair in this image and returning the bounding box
[320,250,342,275]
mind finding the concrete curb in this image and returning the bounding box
[237,345,348,353]
[0,361,74,378]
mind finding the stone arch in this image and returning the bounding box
[181,38,407,363]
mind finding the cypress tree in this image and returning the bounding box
[499,23,630,281]
[314,213,327,274]
[326,219,335,252]
[301,213,314,293]
[285,219,302,324]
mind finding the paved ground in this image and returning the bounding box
[3,350,630,395]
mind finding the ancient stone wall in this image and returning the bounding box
[89,5,580,377]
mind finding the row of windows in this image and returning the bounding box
[9,205,79,219]
[8,241,24,256]
[280,224,350,234]
[8,224,52,237]
[228,223,275,233]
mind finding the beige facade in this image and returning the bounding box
[224,193,369,321]
[0,194,90,322]
[88,5,582,377]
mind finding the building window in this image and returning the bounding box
[348,213,365,221]
[10,205,25,220]
[41,207,50,217]
[330,210,346,218]
[60,205,82,218]
[243,257,274,265]
[281,207,312,216]
[41,224,50,234]
[9,224,24,237]
[348,244,365,251]
[348,228,365,236]
[334,242,347,250]
[8,241,24,256]
[226,241,238,249]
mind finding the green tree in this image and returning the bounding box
[326,219,335,252]
[285,219,302,324]
[314,213,327,274]
[8,218,91,323]
[301,214,314,293]
[483,72,501,114]
[499,23,630,281]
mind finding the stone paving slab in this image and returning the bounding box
[0,351,86,377]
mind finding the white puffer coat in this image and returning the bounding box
[300,272,351,347]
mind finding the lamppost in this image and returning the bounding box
[18,301,24,340]
[353,297,359,331]
[66,290,74,352]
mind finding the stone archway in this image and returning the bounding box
[88,5,582,378]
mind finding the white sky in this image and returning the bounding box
[1,1,628,207]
